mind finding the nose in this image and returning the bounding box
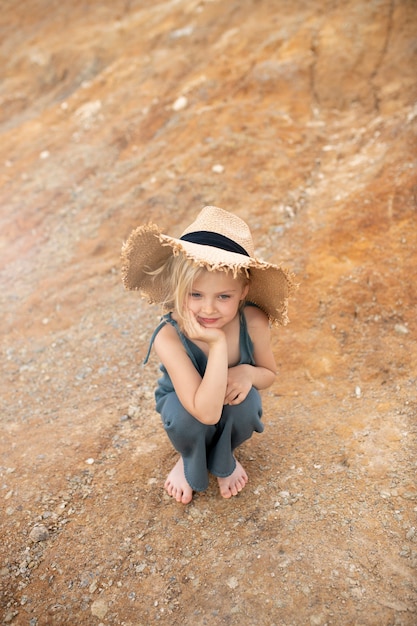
[201,297,215,314]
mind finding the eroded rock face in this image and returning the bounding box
[1,1,416,624]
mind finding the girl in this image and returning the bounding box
[121,206,295,504]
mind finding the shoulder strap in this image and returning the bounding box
[143,314,171,364]
[240,305,256,365]
[143,312,203,373]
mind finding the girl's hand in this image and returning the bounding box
[224,365,253,405]
[182,308,225,346]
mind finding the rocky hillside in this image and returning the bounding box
[1,1,416,624]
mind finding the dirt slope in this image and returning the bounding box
[1,1,416,624]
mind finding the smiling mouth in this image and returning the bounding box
[199,317,218,324]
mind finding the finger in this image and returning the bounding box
[224,389,236,403]
[232,389,248,404]
[183,310,201,335]
[227,393,240,405]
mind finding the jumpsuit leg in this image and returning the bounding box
[157,387,263,490]
[156,392,217,492]
[208,386,264,478]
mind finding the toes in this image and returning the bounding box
[172,486,182,502]
[218,474,248,498]
[237,476,247,490]
[182,491,193,504]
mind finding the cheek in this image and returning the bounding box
[225,299,240,311]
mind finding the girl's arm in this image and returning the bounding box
[153,319,228,425]
[224,306,277,405]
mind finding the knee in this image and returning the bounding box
[162,405,194,432]
[159,397,209,437]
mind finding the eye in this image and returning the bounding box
[218,294,231,300]
[190,292,201,299]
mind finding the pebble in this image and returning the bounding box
[74,100,102,120]
[29,524,49,543]
[172,96,188,111]
[394,323,409,335]
[406,527,415,541]
[170,26,194,39]
[3,611,18,623]
[91,598,108,619]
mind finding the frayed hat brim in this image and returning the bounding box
[121,222,297,326]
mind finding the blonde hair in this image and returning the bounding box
[147,253,250,329]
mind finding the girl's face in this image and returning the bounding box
[187,269,249,329]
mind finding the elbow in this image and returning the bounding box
[194,410,222,426]
[188,398,223,425]
[257,369,276,390]
[267,372,277,389]
[197,414,221,426]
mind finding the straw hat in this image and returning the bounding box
[121,206,296,325]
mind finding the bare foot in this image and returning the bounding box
[164,457,193,504]
[217,460,248,499]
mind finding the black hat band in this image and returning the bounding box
[180,231,249,257]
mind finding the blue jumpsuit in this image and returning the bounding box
[144,308,264,492]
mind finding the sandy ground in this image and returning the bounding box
[1,1,417,624]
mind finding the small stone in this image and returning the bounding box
[170,26,194,39]
[127,405,140,418]
[212,163,224,173]
[91,598,108,619]
[29,524,49,543]
[406,527,415,541]
[226,576,239,589]
[394,323,409,335]
[75,99,102,119]
[402,491,417,500]
[172,96,188,111]
[380,490,391,499]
